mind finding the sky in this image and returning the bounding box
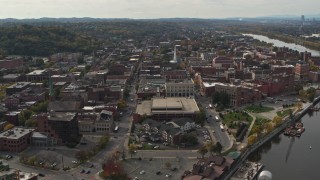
[0,0,319,19]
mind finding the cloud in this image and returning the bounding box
[0,0,319,19]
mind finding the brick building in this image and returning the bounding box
[0,127,35,152]
[34,112,79,145]
[0,57,23,70]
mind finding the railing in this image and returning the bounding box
[221,96,320,180]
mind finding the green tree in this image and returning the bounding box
[117,99,127,109]
[197,145,208,159]
[25,119,37,127]
[195,108,206,126]
[213,142,223,154]
[18,109,34,126]
[128,144,138,158]
[181,134,198,145]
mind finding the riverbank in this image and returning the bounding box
[243,33,320,56]
[242,31,320,53]
[222,95,320,180]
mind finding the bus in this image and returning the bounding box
[114,126,119,133]
[209,104,213,109]
[220,124,225,131]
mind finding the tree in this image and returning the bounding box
[264,122,274,133]
[213,142,223,155]
[128,144,137,158]
[181,134,198,145]
[205,141,216,155]
[25,119,37,127]
[75,150,87,162]
[102,158,128,179]
[195,108,206,125]
[247,134,257,146]
[272,116,282,126]
[4,123,14,130]
[296,102,303,110]
[197,145,208,159]
[111,148,121,161]
[18,109,34,126]
[117,99,127,109]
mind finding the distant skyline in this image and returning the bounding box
[0,0,319,19]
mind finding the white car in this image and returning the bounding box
[139,170,145,175]
[154,146,160,149]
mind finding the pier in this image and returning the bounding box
[222,95,320,180]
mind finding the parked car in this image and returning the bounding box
[156,171,162,175]
[154,145,160,149]
[139,170,145,175]
[5,155,12,159]
[38,173,45,177]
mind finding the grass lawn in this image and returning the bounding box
[245,105,274,113]
[276,108,293,118]
[223,111,253,127]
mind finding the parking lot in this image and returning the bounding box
[21,146,80,170]
[123,157,198,180]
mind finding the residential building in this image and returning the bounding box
[0,127,35,152]
[295,61,310,81]
[168,118,196,132]
[182,155,235,180]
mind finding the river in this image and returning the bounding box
[249,107,320,180]
[243,34,320,56]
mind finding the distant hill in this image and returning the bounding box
[0,24,101,56]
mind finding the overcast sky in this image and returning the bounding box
[0,0,319,19]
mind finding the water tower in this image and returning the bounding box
[258,170,272,180]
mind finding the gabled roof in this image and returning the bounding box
[171,118,194,127]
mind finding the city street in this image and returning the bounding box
[196,94,233,151]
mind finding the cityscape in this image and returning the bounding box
[1,1,320,180]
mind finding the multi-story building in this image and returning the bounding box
[215,83,261,107]
[5,82,31,96]
[295,61,310,81]
[34,112,79,145]
[0,127,35,152]
[26,70,49,82]
[135,97,200,121]
[0,57,23,70]
[212,56,233,69]
[309,71,320,82]
[77,110,114,135]
[165,79,194,97]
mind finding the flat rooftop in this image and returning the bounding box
[7,82,30,89]
[48,112,76,121]
[136,97,199,115]
[0,127,35,140]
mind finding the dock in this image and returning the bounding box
[231,161,264,180]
